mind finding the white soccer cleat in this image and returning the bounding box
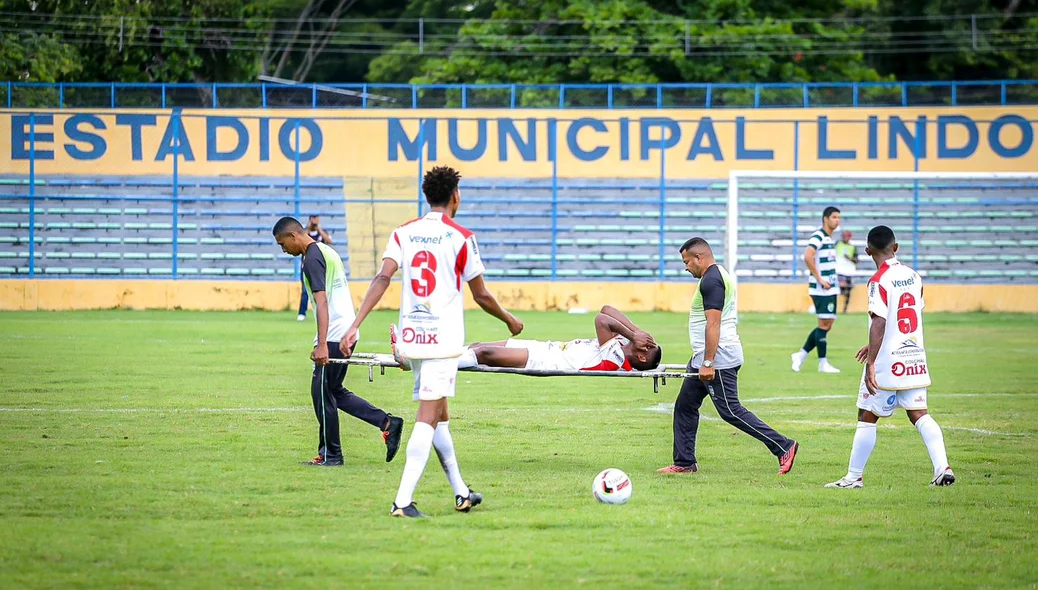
[818,361,841,374]
[930,467,956,487]
[297,314,306,322]
[791,352,806,372]
[824,477,863,489]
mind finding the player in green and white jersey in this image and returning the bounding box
[791,206,842,374]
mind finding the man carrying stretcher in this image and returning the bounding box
[392,305,662,373]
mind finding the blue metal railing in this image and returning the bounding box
[3,80,1038,110]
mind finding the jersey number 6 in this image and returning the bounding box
[410,251,438,297]
[896,292,918,334]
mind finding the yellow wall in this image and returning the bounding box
[2,280,1036,313]
[3,106,1036,179]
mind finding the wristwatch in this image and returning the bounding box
[702,360,714,368]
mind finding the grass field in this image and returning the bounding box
[1,309,1037,589]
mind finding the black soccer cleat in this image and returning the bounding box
[383,415,404,463]
[455,488,483,513]
[300,455,343,467]
[390,502,426,518]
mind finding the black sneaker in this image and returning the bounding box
[383,415,404,463]
[300,455,344,467]
[455,489,483,513]
[931,467,956,487]
[390,502,426,518]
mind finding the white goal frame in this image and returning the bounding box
[725,170,1038,279]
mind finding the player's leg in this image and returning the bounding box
[826,374,887,488]
[839,276,852,314]
[707,366,799,473]
[793,296,839,373]
[326,344,404,462]
[659,366,708,473]
[472,343,530,368]
[430,399,482,512]
[457,341,517,369]
[903,391,954,486]
[305,361,344,466]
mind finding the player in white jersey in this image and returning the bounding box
[344,166,523,518]
[451,305,661,372]
[791,206,842,374]
[826,225,955,489]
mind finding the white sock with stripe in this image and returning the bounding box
[394,422,435,508]
[914,414,950,477]
[433,422,469,497]
[846,421,877,481]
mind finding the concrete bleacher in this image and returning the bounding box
[0,176,347,278]
[1,175,1036,282]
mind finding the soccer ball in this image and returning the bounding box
[592,469,632,505]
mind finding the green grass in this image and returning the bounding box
[1,310,1037,589]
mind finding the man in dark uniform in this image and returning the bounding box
[273,216,403,466]
[658,237,800,475]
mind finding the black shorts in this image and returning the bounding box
[838,275,853,291]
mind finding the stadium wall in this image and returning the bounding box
[2,280,1036,313]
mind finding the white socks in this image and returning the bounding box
[457,348,478,369]
[914,414,950,477]
[394,422,435,508]
[846,421,877,480]
[433,422,469,497]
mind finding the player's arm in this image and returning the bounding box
[343,258,399,354]
[698,271,725,382]
[302,252,330,365]
[597,305,655,350]
[318,228,333,244]
[468,275,523,336]
[863,281,889,395]
[803,244,822,282]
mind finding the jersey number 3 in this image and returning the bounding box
[410,251,438,297]
[896,292,918,334]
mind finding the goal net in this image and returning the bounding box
[725,171,1038,284]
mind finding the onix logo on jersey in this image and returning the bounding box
[402,327,439,344]
[891,361,928,377]
[410,251,437,297]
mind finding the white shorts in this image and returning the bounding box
[411,358,458,402]
[505,339,563,371]
[857,371,928,418]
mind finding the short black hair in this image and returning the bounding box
[679,237,710,253]
[272,216,304,237]
[823,206,840,219]
[422,166,462,206]
[632,345,663,371]
[867,225,896,252]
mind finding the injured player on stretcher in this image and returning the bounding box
[391,306,662,372]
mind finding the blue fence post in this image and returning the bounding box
[510,85,516,109]
[852,83,859,107]
[461,85,468,108]
[791,121,800,280]
[212,84,218,108]
[656,85,663,109]
[172,112,180,279]
[294,119,302,281]
[312,84,317,108]
[951,83,957,106]
[1001,82,1007,105]
[59,84,65,108]
[416,118,425,218]
[110,83,116,108]
[551,119,559,281]
[658,129,666,280]
[262,83,268,108]
[6,82,11,108]
[607,85,614,109]
[803,85,809,108]
[753,85,761,108]
[28,113,36,278]
[901,84,908,107]
[362,84,369,108]
[161,84,167,109]
[705,84,713,109]
[559,86,566,109]
[912,128,921,270]
[412,86,418,109]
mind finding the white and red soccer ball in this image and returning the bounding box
[592,468,633,505]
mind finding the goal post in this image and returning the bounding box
[725,170,1038,283]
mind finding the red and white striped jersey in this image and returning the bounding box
[559,336,633,372]
[382,212,485,359]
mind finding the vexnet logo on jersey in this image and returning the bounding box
[402,327,439,345]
